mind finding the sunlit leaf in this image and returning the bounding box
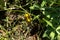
[47,15,50,18]
[29,4,40,10]
[43,31,48,37]
[43,18,53,27]
[41,1,46,7]
[43,18,55,29]
[49,1,55,7]
[29,6,34,10]
[49,31,55,40]
[57,35,60,40]
[56,25,60,35]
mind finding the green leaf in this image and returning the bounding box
[43,18,55,29]
[33,15,40,20]
[43,18,53,27]
[43,31,48,37]
[56,25,60,35]
[29,4,40,10]
[49,32,55,40]
[46,15,50,18]
[41,1,46,7]
[57,35,60,40]
[29,6,34,10]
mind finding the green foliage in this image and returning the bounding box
[0,0,60,40]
